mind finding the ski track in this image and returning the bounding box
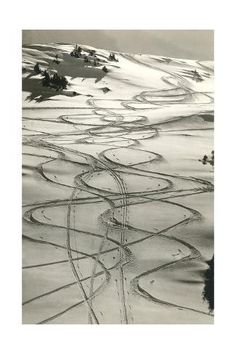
[22,53,214,324]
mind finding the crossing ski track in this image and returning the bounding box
[22,51,214,324]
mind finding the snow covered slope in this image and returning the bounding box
[22,43,213,113]
[22,43,214,324]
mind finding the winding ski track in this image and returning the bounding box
[22,52,214,323]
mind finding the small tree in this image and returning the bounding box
[102,66,109,73]
[42,71,50,86]
[34,62,41,74]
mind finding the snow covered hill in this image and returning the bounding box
[22,43,214,114]
[22,43,214,324]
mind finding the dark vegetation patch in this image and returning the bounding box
[199,150,214,166]
[202,256,214,312]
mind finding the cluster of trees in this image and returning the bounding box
[70,45,113,71]
[199,150,214,166]
[34,63,69,91]
[33,45,110,92]
[70,44,103,66]
[70,45,83,58]
[42,71,68,90]
[34,63,68,90]
[108,53,118,62]
[70,45,101,67]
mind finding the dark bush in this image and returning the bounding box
[102,66,109,73]
[202,256,214,312]
[108,53,118,62]
[34,63,41,74]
